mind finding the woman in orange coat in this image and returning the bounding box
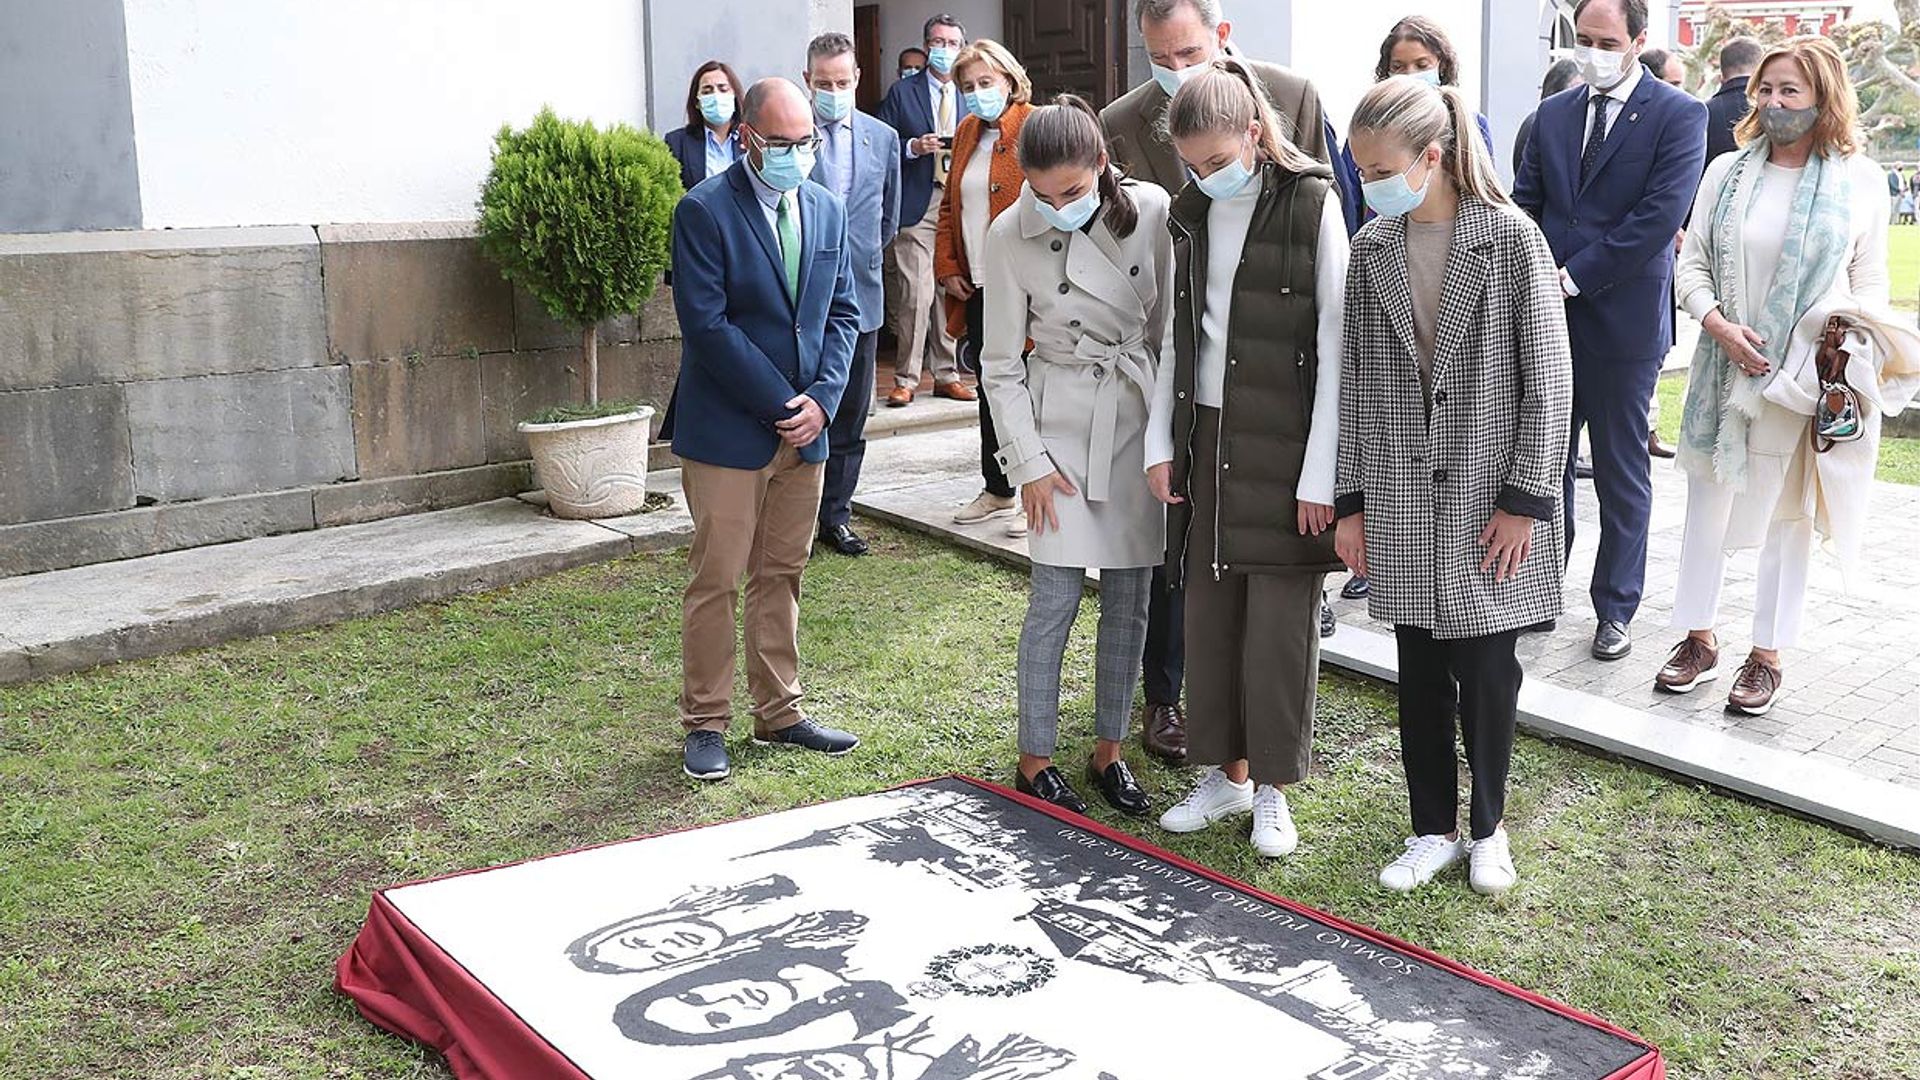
[936,39,1036,536]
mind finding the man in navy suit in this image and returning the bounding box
[664,78,864,781]
[805,32,902,557]
[1513,0,1705,662]
[873,14,976,408]
[1705,36,1761,165]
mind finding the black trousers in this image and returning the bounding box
[819,329,878,530]
[1392,625,1522,842]
[1142,565,1185,706]
[965,290,1014,499]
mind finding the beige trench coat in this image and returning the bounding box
[980,179,1175,569]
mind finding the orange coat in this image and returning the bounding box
[934,101,1034,340]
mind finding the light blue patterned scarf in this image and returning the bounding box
[1678,142,1851,488]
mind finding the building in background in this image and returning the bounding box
[1677,0,1853,47]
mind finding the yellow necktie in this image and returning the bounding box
[934,84,954,185]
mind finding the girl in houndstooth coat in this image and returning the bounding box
[1336,78,1572,899]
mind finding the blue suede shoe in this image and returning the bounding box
[683,730,731,781]
[753,718,859,756]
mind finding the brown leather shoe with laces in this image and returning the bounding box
[1727,654,1783,716]
[1141,703,1187,763]
[1655,636,1720,693]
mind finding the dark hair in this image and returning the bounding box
[1641,47,1673,78]
[1540,58,1583,98]
[899,47,928,64]
[1573,0,1648,40]
[611,947,909,1047]
[1373,16,1460,87]
[1018,93,1138,239]
[923,14,966,42]
[807,32,856,69]
[684,61,743,131]
[1719,36,1764,76]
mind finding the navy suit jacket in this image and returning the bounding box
[810,110,901,334]
[1705,75,1750,166]
[875,69,942,226]
[662,161,861,469]
[1513,77,1706,363]
[663,124,740,195]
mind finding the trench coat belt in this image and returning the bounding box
[1046,332,1154,503]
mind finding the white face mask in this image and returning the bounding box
[1573,44,1631,90]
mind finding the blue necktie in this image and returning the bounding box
[1580,95,1611,188]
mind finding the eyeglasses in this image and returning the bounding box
[926,37,965,49]
[746,129,823,154]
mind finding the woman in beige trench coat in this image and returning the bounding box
[978,96,1175,818]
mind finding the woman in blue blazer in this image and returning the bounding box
[663,61,745,193]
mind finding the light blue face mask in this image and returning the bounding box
[753,139,818,193]
[928,45,959,74]
[812,87,855,123]
[964,86,1007,122]
[1406,67,1442,87]
[698,92,735,127]
[1361,156,1433,218]
[1188,138,1257,201]
[1150,61,1203,98]
[1035,184,1102,233]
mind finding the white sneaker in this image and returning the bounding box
[1005,511,1029,538]
[1469,827,1518,896]
[954,491,1017,525]
[1378,833,1466,893]
[1250,785,1298,857]
[1158,767,1254,833]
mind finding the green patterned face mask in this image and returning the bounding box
[1758,105,1820,145]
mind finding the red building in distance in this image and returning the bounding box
[1676,0,1854,46]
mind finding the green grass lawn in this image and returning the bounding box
[1889,223,1920,312]
[4,527,1918,1078]
[1656,371,1920,485]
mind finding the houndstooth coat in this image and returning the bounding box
[1334,196,1573,639]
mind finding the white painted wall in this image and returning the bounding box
[1289,0,1486,131]
[123,0,648,228]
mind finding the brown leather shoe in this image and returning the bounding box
[1649,430,1677,459]
[933,381,977,402]
[1727,654,1783,716]
[1141,703,1187,763]
[886,386,914,408]
[1654,636,1720,693]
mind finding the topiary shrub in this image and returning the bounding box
[477,106,681,415]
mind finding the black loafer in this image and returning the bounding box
[1340,574,1371,600]
[817,523,869,556]
[754,718,860,755]
[1592,619,1632,661]
[1086,758,1151,816]
[1319,597,1337,639]
[1015,765,1088,815]
[1575,457,1596,480]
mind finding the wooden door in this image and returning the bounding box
[855,4,883,113]
[1003,0,1124,108]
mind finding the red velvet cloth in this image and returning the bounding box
[336,775,1664,1080]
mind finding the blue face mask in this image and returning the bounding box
[1035,184,1102,233]
[1361,156,1433,218]
[901,67,922,80]
[928,45,959,74]
[812,87,854,123]
[1407,67,1442,87]
[1189,138,1256,201]
[698,92,735,127]
[753,139,818,193]
[964,86,1007,122]
[1151,62,1203,98]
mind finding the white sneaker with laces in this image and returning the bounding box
[1378,833,1466,893]
[1005,511,1029,538]
[954,491,1017,525]
[1158,767,1253,833]
[1250,784,1298,857]
[1469,827,1517,896]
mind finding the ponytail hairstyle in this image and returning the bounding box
[1017,93,1138,238]
[1166,56,1319,175]
[1348,75,1510,207]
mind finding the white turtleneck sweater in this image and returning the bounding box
[1146,179,1347,507]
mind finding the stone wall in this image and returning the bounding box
[0,223,681,577]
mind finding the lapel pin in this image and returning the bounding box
[1629,112,1639,122]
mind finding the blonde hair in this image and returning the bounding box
[1734,35,1859,157]
[1348,75,1509,206]
[1166,57,1318,174]
[952,39,1033,105]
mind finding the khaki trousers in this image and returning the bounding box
[679,444,824,735]
[887,194,958,388]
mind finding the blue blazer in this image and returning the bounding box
[662,161,861,469]
[810,111,901,334]
[875,69,941,227]
[663,124,740,194]
[1705,75,1750,166]
[1513,77,1706,363]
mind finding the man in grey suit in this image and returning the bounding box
[806,32,902,556]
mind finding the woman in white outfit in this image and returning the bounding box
[1660,36,1920,715]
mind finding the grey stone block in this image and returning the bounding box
[478,341,678,463]
[313,462,533,528]
[639,283,681,341]
[0,227,327,391]
[0,491,316,577]
[349,355,486,480]
[318,222,515,363]
[0,384,133,525]
[128,368,356,502]
[510,284,640,352]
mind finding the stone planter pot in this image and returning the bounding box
[517,407,655,519]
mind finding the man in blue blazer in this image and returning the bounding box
[1705,36,1761,165]
[805,32,902,557]
[1513,0,1705,662]
[663,78,864,781]
[873,14,975,407]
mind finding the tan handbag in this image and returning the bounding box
[1812,315,1864,454]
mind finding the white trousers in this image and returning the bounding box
[1669,473,1814,650]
